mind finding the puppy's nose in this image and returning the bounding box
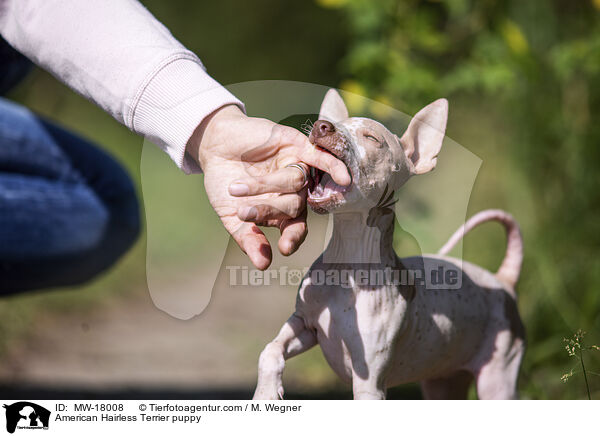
[313,120,335,138]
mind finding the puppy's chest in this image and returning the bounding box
[298,278,408,347]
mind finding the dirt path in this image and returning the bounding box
[0,279,341,397]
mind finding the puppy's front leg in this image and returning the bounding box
[253,313,317,400]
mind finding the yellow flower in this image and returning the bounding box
[315,0,348,9]
[339,80,368,113]
[370,95,394,120]
[500,20,529,56]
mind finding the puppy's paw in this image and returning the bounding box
[253,383,284,400]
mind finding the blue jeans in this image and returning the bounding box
[0,40,140,295]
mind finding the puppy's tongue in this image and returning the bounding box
[320,173,347,195]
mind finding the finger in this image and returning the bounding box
[275,127,351,186]
[278,210,308,256]
[300,142,351,186]
[229,221,273,270]
[238,192,306,222]
[229,164,308,196]
[239,123,286,162]
[241,123,350,186]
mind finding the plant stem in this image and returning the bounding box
[579,350,592,400]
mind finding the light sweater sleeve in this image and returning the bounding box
[0,0,244,173]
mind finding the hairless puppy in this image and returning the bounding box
[253,90,525,400]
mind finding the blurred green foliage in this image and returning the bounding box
[317,0,600,398]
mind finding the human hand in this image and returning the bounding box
[187,105,350,270]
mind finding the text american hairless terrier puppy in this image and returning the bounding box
[253,90,525,400]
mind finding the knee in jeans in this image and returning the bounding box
[109,179,141,249]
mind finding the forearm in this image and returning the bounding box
[0,0,243,173]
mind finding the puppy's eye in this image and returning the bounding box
[364,134,380,143]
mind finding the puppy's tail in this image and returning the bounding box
[438,209,523,288]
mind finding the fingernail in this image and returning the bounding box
[240,206,257,220]
[282,239,295,255]
[229,183,249,196]
[340,168,352,185]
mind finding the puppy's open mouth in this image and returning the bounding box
[307,137,351,214]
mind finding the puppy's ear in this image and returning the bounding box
[400,98,448,175]
[319,89,349,122]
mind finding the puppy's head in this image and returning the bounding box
[308,89,448,214]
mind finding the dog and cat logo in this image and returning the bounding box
[2,402,50,433]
